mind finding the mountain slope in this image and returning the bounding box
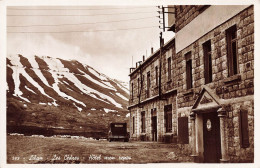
[7,54,129,136]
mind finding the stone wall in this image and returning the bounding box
[129,94,177,142]
[176,6,254,108]
[129,5,254,163]
[129,39,176,107]
[224,96,254,162]
[175,6,254,163]
[175,5,207,32]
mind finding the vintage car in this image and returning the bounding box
[108,123,129,142]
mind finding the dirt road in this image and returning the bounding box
[7,135,192,164]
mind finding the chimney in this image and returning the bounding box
[143,55,145,62]
[151,47,154,54]
[137,61,142,66]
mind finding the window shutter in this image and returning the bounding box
[133,117,135,134]
[178,117,189,144]
[203,40,211,84]
[226,25,237,76]
[239,109,249,148]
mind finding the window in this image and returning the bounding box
[131,82,134,102]
[141,111,145,133]
[137,78,140,95]
[132,117,135,134]
[141,74,145,90]
[239,109,249,148]
[185,52,192,89]
[155,66,158,86]
[168,57,172,80]
[203,40,212,84]
[178,117,189,144]
[147,72,151,98]
[226,25,238,76]
[164,104,172,132]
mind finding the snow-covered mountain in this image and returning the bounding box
[7,54,129,135]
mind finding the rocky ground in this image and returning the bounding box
[7,135,192,164]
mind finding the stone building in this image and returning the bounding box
[128,5,254,163]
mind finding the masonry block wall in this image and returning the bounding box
[175,5,207,32]
[129,40,179,142]
[129,5,254,163]
[175,6,254,162]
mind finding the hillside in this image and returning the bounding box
[6,54,129,137]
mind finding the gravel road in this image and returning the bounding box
[7,135,192,163]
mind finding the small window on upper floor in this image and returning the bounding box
[203,40,212,84]
[131,82,134,102]
[147,71,151,98]
[137,78,140,95]
[185,52,192,89]
[141,74,145,90]
[155,66,158,86]
[168,57,172,80]
[226,25,238,77]
[147,72,151,89]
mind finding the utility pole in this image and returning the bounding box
[162,7,165,32]
[159,32,163,99]
[157,5,175,32]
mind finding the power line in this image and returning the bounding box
[7,16,156,28]
[7,11,155,17]
[7,6,156,11]
[7,25,158,33]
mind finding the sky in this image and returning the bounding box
[7,6,174,83]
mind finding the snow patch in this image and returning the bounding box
[116,82,129,94]
[19,97,30,103]
[126,113,130,117]
[51,126,64,129]
[27,56,51,87]
[52,101,59,107]
[58,68,122,108]
[25,86,36,94]
[33,69,51,87]
[48,69,86,107]
[104,108,117,113]
[88,67,107,81]
[73,103,83,112]
[89,93,110,104]
[8,55,58,105]
[115,92,128,101]
[77,68,116,91]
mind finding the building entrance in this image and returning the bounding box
[151,116,157,141]
[203,112,221,163]
[151,108,157,141]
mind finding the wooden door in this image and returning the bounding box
[151,116,157,141]
[203,112,221,163]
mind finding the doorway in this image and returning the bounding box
[151,108,157,141]
[203,112,221,163]
[151,116,157,141]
